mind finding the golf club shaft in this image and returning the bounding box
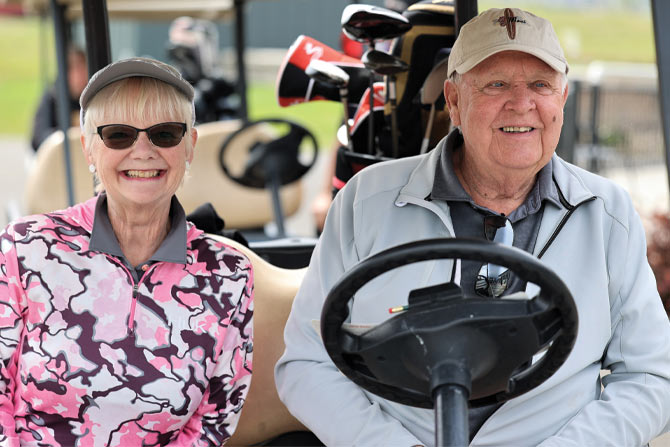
[368,47,375,155]
[389,75,399,158]
[340,87,352,150]
[420,103,436,154]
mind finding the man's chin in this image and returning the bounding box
[495,153,548,173]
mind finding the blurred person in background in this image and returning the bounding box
[30,45,88,152]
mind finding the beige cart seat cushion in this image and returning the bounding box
[209,235,309,446]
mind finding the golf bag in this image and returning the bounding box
[275,0,456,196]
[276,35,370,114]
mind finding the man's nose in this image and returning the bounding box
[504,84,536,112]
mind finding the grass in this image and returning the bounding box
[0,16,55,136]
[0,6,657,142]
[248,84,342,151]
[0,15,341,148]
[479,2,655,65]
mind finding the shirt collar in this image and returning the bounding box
[430,129,564,219]
[89,193,188,265]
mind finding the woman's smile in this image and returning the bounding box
[121,169,167,179]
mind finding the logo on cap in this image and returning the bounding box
[494,8,526,40]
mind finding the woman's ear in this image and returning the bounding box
[187,127,198,163]
[80,133,93,165]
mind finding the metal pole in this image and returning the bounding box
[50,0,75,206]
[234,0,249,121]
[81,0,111,74]
[589,84,600,174]
[81,0,111,193]
[38,10,49,90]
[267,167,286,238]
[454,0,478,35]
[434,385,469,447]
[652,0,670,205]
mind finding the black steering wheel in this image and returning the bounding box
[218,118,318,189]
[321,238,578,411]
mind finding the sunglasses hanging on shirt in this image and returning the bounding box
[475,214,514,298]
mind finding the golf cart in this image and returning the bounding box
[7,0,670,446]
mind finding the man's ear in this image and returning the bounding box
[561,81,570,106]
[444,80,461,127]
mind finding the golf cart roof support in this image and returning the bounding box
[454,0,477,35]
[651,0,670,202]
[234,0,249,121]
[82,0,112,74]
[50,0,75,206]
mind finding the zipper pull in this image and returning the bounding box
[128,284,139,336]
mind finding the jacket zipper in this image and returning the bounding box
[128,284,139,335]
[101,253,154,335]
[127,266,159,335]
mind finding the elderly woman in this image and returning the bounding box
[0,58,253,446]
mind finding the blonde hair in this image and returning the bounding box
[81,77,195,191]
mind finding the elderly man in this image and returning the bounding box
[276,7,670,446]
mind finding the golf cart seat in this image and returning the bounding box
[22,121,302,231]
[25,127,95,214]
[208,234,318,446]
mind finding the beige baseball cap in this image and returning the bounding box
[447,7,568,78]
[79,57,195,126]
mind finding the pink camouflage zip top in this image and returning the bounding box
[0,196,254,446]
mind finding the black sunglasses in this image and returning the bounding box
[475,215,514,298]
[96,122,187,150]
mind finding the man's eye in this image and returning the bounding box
[489,81,504,88]
[532,81,557,95]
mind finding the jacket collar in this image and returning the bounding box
[89,193,189,264]
[549,155,597,207]
[58,194,203,245]
[397,134,446,200]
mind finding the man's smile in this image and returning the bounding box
[501,126,534,133]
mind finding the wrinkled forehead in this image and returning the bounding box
[467,50,560,79]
